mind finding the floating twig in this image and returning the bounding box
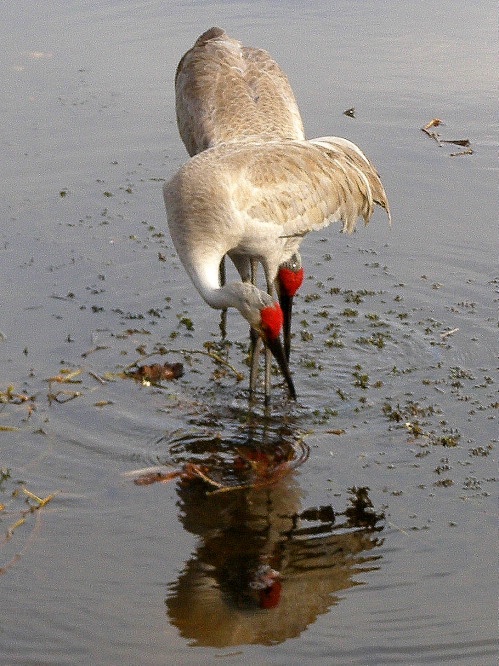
[88,371,107,384]
[423,118,444,130]
[440,327,459,340]
[0,386,35,404]
[441,139,470,147]
[421,118,473,156]
[22,487,57,508]
[48,390,81,404]
[81,345,109,359]
[46,368,82,384]
[421,118,444,143]
[450,148,473,157]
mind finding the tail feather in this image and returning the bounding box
[311,136,391,225]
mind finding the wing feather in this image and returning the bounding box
[175,27,305,157]
[230,140,390,238]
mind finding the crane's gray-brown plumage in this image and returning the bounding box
[163,138,390,399]
[174,27,308,396]
[165,139,389,267]
[165,28,391,402]
[175,27,305,156]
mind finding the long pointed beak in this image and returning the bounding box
[279,291,293,362]
[264,333,297,400]
[277,260,303,363]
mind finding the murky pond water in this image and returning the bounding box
[1,1,496,664]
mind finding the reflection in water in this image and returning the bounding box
[161,417,384,647]
[143,408,310,492]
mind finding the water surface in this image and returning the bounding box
[0,1,496,664]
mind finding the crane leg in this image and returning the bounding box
[249,328,262,396]
[263,267,275,404]
[218,257,227,339]
[248,259,291,403]
[248,258,262,397]
[263,345,272,406]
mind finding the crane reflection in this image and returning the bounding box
[152,420,385,646]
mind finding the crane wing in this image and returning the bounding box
[232,139,391,238]
[175,27,304,157]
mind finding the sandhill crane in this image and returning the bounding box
[163,137,391,402]
[174,27,306,375]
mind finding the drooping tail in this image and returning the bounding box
[310,136,391,227]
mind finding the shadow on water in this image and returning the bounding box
[138,411,385,647]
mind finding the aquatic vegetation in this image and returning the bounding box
[0,478,57,576]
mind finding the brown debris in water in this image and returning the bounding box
[128,362,184,383]
[421,118,473,156]
[130,439,310,494]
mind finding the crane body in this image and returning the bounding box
[163,137,390,399]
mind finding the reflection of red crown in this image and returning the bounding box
[250,564,283,609]
[259,580,282,609]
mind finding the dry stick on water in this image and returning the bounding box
[46,368,83,384]
[421,118,444,143]
[88,371,107,385]
[440,327,459,340]
[46,368,83,404]
[421,118,473,155]
[0,387,35,404]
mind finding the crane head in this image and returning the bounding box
[227,283,297,399]
[277,253,304,298]
[259,302,284,340]
[277,253,304,362]
[259,303,296,400]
